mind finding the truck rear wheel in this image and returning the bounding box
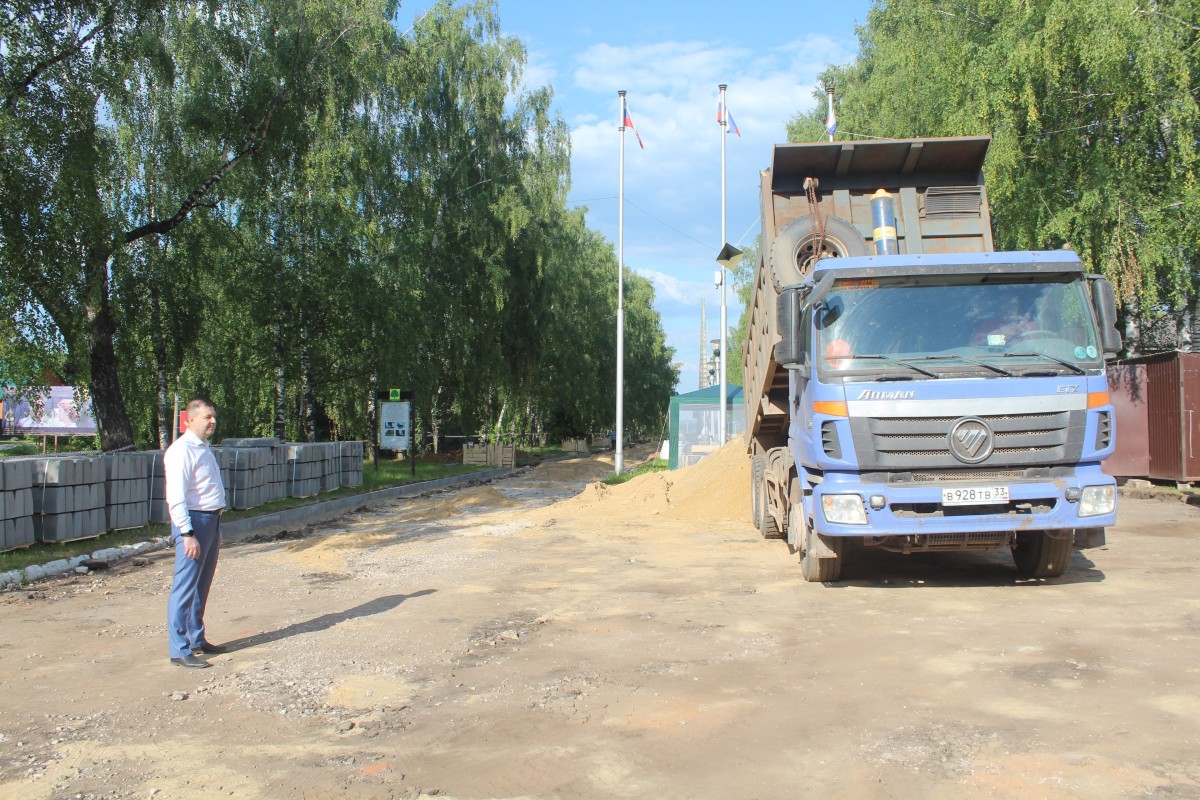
[758,474,781,539]
[800,528,844,582]
[769,214,869,289]
[1012,531,1073,578]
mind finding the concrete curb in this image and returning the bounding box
[1,465,517,590]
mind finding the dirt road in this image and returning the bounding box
[1,444,1198,800]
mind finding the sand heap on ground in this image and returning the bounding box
[533,439,750,524]
[389,485,515,523]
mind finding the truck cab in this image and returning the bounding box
[743,137,1121,581]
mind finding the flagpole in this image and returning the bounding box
[616,90,626,476]
[718,83,728,445]
[826,84,836,142]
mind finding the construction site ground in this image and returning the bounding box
[1,442,1198,800]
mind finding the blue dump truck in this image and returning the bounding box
[742,136,1122,582]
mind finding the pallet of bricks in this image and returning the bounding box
[220,438,289,507]
[284,442,327,498]
[340,441,364,487]
[31,456,107,543]
[1,459,36,552]
[147,451,170,524]
[213,440,286,509]
[104,451,152,530]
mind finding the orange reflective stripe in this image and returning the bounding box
[813,400,848,417]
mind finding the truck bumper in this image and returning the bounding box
[810,465,1117,538]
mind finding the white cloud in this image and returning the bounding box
[636,268,713,306]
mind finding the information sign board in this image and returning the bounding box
[379,401,411,451]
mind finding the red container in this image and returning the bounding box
[1107,352,1200,482]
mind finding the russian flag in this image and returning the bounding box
[623,98,645,149]
[726,110,741,137]
[824,105,837,137]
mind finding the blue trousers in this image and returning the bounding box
[167,511,222,658]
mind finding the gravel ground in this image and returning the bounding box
[1,445,1198,800]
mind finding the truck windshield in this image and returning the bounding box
[815,274,1103,378]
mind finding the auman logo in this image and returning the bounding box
[856,390,916,400]
[948,417,995,464]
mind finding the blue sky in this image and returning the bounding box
[399,0,873,392]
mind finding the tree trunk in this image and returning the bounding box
[300,338,315,442]
[87,309,135,450]
[495,400,507,443]
[273,322,287,440]
[151,287,171,449]
[83,247,135,451]
[367,363,379,466]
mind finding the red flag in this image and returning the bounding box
[622,98,645,150]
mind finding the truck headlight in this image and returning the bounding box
[822,494,867,525]
[1079,485,1115,517]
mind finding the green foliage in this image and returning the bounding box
[1,0,676,451]
[787,0,1200,334]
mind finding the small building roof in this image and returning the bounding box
[671,384,743,404]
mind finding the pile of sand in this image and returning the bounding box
[278,531,396,571]
[533,439,751,524]
[390,486,514,523]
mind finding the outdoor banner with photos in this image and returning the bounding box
[2,386,98,436]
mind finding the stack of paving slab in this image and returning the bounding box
[146,451,171,524]
[1,459,36,551]
[213,445,280,510]
[340,441,365,488]
[320,442,342,493]
[103,451,153,530]
[31,456,107,542]
[285,442,326,498]
[220,438,288,504]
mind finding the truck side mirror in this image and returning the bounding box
[775,288,804,365]
[1089,276,1123,355]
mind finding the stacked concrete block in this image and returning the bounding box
[320,442,342,493]
[285,442,325,498]
[340,441,365,488]
[103,451,153,531]
[222,438,288,503]
[146,451,171,524]
[31,457,107,542]
[1,459,36,551]
[213,445,277,510]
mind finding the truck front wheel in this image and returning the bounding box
[1012,530,1073,578]
[800,526,844,583]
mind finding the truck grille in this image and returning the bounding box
[850,411,1085,470]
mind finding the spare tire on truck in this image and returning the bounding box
[769,214,869,289]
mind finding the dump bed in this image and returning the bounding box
[743,136,995,448]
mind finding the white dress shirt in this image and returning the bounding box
[163,429,226,533]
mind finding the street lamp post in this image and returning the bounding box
[715,242,743,441]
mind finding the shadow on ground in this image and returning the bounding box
[221,589,437,652]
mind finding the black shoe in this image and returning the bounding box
[193,642,228,655]
[170,654,211,669]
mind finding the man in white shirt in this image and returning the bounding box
[164,399,227,668]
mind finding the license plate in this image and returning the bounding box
[942,485,1010,506]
